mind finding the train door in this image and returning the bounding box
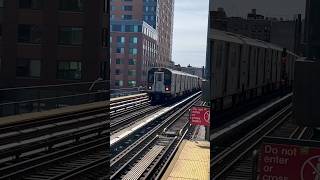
[154,72,164,92]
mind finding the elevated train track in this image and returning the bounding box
[0,93,150,179]
[211,93,313,179]
[110,92,202,180]
[0,91,204,179]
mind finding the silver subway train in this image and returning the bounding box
[208,30,299,110]
[147,68,202,102]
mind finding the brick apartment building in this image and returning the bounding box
[0,0,109,88]
[211,8,303,53]
[110,0,174,89]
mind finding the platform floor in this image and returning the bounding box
[162,140,210,180]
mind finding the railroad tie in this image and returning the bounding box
[122,145,164,180]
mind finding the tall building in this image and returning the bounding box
[174,64,205,78]
[0,0,109,88]
[212,8,271,42]
[110,0,174,89]
[212,8,303,53]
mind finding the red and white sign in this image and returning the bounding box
[259,142,320,180]
[189,106,210,126]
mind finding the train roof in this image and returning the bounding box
[209,29,244,44]
[149,67,200,78]
[209,29,287,52]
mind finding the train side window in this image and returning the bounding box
[256,48,260,85]
[237,45,242,89]
[231,46,237,67]
[247,46,252,87]
[224,42,230,92]
[216,42,223,67]
[164,73,171,85]
[210,40,214,69]
[263,48,267,83]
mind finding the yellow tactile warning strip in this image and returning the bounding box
[162,140,210,180]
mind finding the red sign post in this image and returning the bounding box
[259,139,320,180]
[189,106,210,126]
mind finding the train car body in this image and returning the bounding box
[147,67,201,102]
[207,29,299,110]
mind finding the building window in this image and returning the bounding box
[129,48,137,55]
[59,0,84,11]
[128,59,136,65]
[19,0,43,9]
[122,15,132,20]
[59,27,83,45]
[128,70,136,77]
[111,24,126,32]
[115,80,123,87]
[128,80,136,87]
[116,47,125,54]
[111,14,115,19]
[111,6,116,11]
[18,24,42,43]
[122,5,132,11]
[115,69,121,75]
[57,61,82,80]
[117,36,125,43]
[125,25,141,32]
[16,58,41,78]
[116,59,123,64]
[130,37,138,44]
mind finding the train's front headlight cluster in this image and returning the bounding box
[148,86,152,90]
[165,86,170,91]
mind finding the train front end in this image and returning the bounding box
[147,68,172,103]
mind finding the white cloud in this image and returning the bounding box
[172,0,209,67]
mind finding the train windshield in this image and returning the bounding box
[157,74,163,81]
[148,72,154,83]
[164,73,171,85]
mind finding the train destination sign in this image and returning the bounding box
[258,137,320,180]
[189,106,210,126]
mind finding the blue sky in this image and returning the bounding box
[172,0,209,68]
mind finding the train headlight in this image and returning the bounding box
[165,87,170,91]
[148,86,152,90]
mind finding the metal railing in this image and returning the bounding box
[0,81,109,117]
[110,87,146,98]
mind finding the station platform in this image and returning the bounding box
[162,140,210,180]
